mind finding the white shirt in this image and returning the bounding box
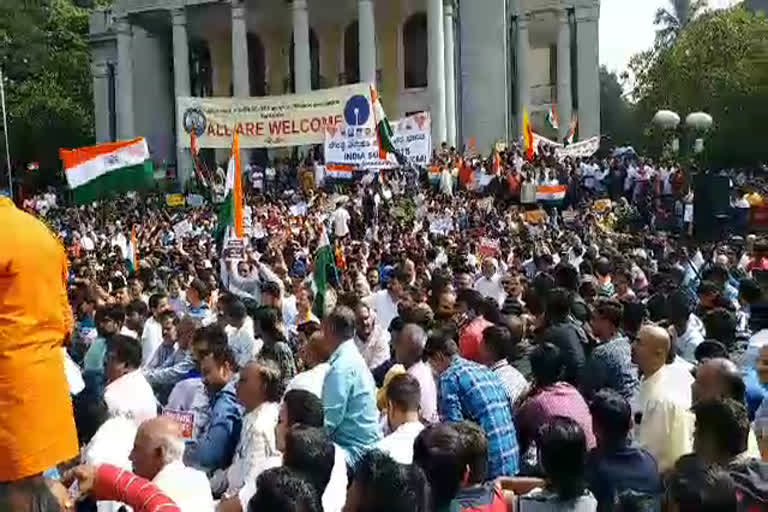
[286,363,331,398]
[632,365,694,472]
[354,326,391,370]
[104,370,158,426]
[82,417,138,512]
[365,289,398,334]
[225,319,261,368]
[375,421,425,464]
[62,348,84,395]
[331,207,351,237]
[474,274,505,304]
[153,460,215,512]
[141,316,164,367]
[676,314,705,364]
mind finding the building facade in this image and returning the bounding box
[89,0,600,179]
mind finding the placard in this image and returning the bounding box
[224,238,246,260]
[173,219,193,239]
[165,193,186,207]
[324,113,432,169]
[177,83,372,149]
[186,194,205,208]
[163,409,195,440]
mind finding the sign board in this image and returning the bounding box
[165,193,186,207]
[173,219,193,239]
[324,112,432,169]
[163,409,195,440]
[478,237,500,258]
[186,194,205,208]
[224,237,246,260]
[177,83,372,149]
[532,133,600,160]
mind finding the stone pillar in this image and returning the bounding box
[116,17,134,139]
[358,0,377,85]
[428,0,447,145]
[92,62,111,143]
[172,8,193,186]
[556,9,573,142]
[576,3,600,140]
[232,0,250,97]
[444,0,456,147]
[516,13,530,139]
[292,0,312,93]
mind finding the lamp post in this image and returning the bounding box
[685,112,713,154]
[652,110,681,155]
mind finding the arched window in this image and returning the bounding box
[403,12,427,89]
[343,21,360,84]
[289,29,320,92]
[248,34,266,96]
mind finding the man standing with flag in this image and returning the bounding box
[215,132,245,248]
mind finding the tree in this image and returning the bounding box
[0,0,100,190]
[654,0,707,46]
[631,6,768,168]
[599,66,640,148]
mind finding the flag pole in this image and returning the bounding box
[0,67,12,198]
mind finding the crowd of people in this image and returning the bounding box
[3,140,768,512]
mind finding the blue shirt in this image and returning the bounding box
[322,339,382,466]
[744,368,768,421]
[184,380,243,472]
[586,439,662,512]
[438,357,520,478]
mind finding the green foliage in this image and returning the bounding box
[0,0,98,188]
[599,66,641,148]
[630,6,768,168]
[654,0,707,47]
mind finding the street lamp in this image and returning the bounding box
[685,112,713,153]
[652,110,681,153]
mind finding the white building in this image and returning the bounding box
[89,0,600,181]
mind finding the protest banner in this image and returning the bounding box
[224,237,246,260]
[324,112,432,169]
[165,193,185,207]
[478,237,500,258]
[163,409,195,440]
[173,219,193,239]
[186,194,205,207]
[177,83,372,149]
[531,133,600,160]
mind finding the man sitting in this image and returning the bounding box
[103,334,158,426]
[129,416,214,510]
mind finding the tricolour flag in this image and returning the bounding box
[313,228,337,318]
[536,184,567,202]
[522,109,534,161]
[326,163,355,180]
[215,132,244,245]
[60,138,154,204]
[371,87,397,159]
[566,116,578,144]
[126,225,139,274]
[547,105,559,131]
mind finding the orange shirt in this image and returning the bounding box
[0,197,78,481]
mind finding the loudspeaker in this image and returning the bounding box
[694,174,731,242]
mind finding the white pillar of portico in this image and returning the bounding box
[172,8,193,185]
[231,0,250,97]
[576,3,601,140]
[443,0,456,147]
[516,13,530,139]
[92,62,111,143]
[292,0,312,94]
[358,0,377,85]
[428,0,447,145]
[556,9,573,142]
[116,16,135,139]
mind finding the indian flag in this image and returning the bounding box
[216,131,245,245]
[60,138,154,204]
[547,105,559,131]
[522,109,534,161]
[313,227,337,318]
[536,184,567,202]
[126,225,139,274]
[371,87,397,159]
[326,163,355,180]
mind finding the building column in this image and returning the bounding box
[428,0,447,145]
[116,17,134,139]
[444,0,457,147]
[92,62,111,143]
[358,0,377,85]
[556,9,572,142]
[576,3,600,140]
[292,0,312,93]
[172,8,193,185]
[232,0,250,97]
[516,13,530,139]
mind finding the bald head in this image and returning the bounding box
[395,323,427,368]
[632,325,672,376]
[693,357,745,405]
[130,416,186,480]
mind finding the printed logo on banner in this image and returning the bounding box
[344,95,371,126]
[183,108,207,136]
